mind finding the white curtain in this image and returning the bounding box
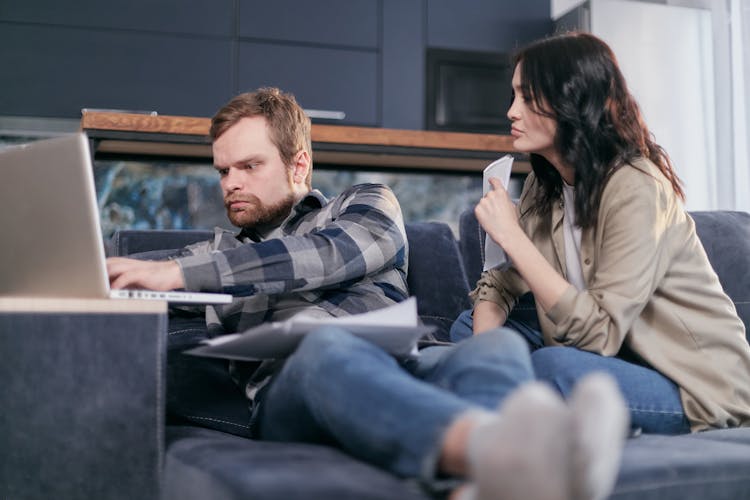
[730,0,750,211]
[589,0,750,212]
[591,0,716,210]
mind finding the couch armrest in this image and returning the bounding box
[1,300,166,499]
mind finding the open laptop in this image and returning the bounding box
[0,133,232,304]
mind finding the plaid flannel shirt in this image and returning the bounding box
[174,183,409,335]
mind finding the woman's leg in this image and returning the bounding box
[532,346,690,434]
[449,309,474,342]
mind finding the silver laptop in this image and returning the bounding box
[0,133,232,304]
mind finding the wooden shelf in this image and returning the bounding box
[81,111,528,174]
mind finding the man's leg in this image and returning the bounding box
[531,346,690,434]
[254,326,628,499]
[254,326,480,479]
[407,326,534,409]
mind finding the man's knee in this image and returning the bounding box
[473,327,531,359]
[444,327,533,377]
[292,327,351,367]
[273,327,357,397]
[291,326,388,373]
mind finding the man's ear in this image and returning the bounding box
[291,150,311,186]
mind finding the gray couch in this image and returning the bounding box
[103,211,750,499]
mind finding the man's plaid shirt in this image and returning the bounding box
[174,183,409,335]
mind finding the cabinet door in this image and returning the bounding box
[0,24,233,118]
[0,0,234,37]
[238,43,378,126]
[238,0,378,48]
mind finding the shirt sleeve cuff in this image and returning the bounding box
[546,284,578,324]
[470,284,513,318]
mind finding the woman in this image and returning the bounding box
[454,31,750,434]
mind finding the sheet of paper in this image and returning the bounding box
[292,296,419,327]
[186,297,433,361]
[482,155,514,272]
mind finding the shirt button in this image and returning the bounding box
[584,258,591,265]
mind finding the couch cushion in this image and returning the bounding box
[165,336,254,437]
[109,229,213,256]
[458,208,484,290]
[405,221,471,342]
[164,425,431,500]
[690,211,750,340]
[685,426,750,446]
[612,429,750,500]
[165,427,750,500]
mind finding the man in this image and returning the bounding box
[108,87,627,500]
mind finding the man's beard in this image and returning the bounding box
[224,192,296,230]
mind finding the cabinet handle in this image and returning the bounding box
[303,109,346,121]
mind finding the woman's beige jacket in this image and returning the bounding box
[471,158,750,431]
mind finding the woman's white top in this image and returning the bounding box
[562,183,586,291]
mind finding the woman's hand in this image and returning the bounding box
[474,177,524,248]
[474,177,570,313]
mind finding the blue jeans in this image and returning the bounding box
[251,325,534,480]
[450,309,691,434]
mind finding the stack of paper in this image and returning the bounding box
[187,297,434,361]
[482,154,514,272]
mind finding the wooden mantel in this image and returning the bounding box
[81,111,527,174]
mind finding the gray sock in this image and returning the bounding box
[466,382,574,500]
[568,373,629,500]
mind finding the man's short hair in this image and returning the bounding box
[211,87,313,187]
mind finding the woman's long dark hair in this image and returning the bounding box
[514,32,684,228]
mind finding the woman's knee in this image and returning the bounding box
[531,346,578,369]
[531,346,586,393]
